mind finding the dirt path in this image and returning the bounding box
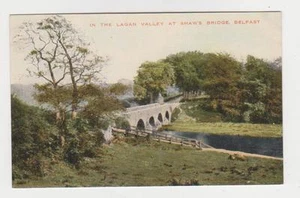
[202,148,283,161]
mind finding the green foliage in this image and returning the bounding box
[171,107,181,122]
[134,61,174,103]
[115,117,131,131]
[73,118,90,133]
[14,15,128,180]
[241,56,282,123]
[164,52,282,124]
[200,53,243,100]
[80,84,124,118]
[243,102,267,123]
[77,47,88,54]
[64,137,82,168]
[11,95,108,179]
[109,83,130,95]
[164,51,205,92]
[180,100,223,122]
[61,120,104,167]
[11,96,60,178]
[33,83,73,112]
[21,15,108,118]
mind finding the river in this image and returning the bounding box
[161,131,283,158]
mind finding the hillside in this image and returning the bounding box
[11,84,37,106]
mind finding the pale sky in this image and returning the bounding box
[10,12,281,84]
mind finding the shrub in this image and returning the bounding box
[78,132,98,158]
[73,118,90,133]
[115,117,131,131]
[64,137,82,168]
[171,107,181,122]
[11,96,59,178]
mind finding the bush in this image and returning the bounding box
[243,102,268,123]
[78,132,98,158]
[73,118,90,133]
[95,130,105,145]
[171,107,181,122]
[64,137,82,168]
[115,117,131,131]
[11,96,59,178]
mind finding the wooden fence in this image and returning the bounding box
[111,127,213,150]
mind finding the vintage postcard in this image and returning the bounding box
[10,12,282,187]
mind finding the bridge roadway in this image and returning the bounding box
[123,102,180,131]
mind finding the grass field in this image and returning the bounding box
[163,121,282,138]
[13,136,283,187]
[163,103,282,138]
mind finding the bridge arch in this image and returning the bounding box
[157,113,163,123]
[165,111,170,121]
[149,116,155,127]
[136,119,145,131]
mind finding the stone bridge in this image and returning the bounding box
[123,102,180,131]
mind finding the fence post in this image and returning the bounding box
[146,133,150,141]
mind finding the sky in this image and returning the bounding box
[10,12,282,84]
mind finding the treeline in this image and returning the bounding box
[134,51,282,124]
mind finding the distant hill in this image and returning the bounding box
[11,81,138,108]
[116,79,134,99]
[117,78,133,87]
[11,84,37,106]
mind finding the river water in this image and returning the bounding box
[162,131,283,158]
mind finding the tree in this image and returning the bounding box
[16,15,107,119]
[79,83,129,129]
[201,53,243,100]
[133,61,174,104]
[33,83,73,121]
[16,17,69,120]
[164,51,204,93]
[241,55,282,123]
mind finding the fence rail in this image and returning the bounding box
[111,127,213,149]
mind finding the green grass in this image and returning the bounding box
[164,121,282,138]
[180,101,223,122]
[164,103,282,138]
[13,136,283,187]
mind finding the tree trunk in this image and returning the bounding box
[59,39,78,119]
[56,111,61,121]
[150,92,154,104]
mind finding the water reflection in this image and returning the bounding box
[162,131,283,157]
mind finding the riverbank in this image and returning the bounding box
[163,122,282,138]
[163,104,282,138]
[13,136,283,187]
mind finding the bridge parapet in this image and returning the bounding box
[126,103,160,112]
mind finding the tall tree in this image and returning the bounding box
[241,55,282,123]
[79,83,129,128]
[201,53,243,100]
[16,15,107,119]
[134,61,174,104]
[16,18,68,119]
[164,51,204,92]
